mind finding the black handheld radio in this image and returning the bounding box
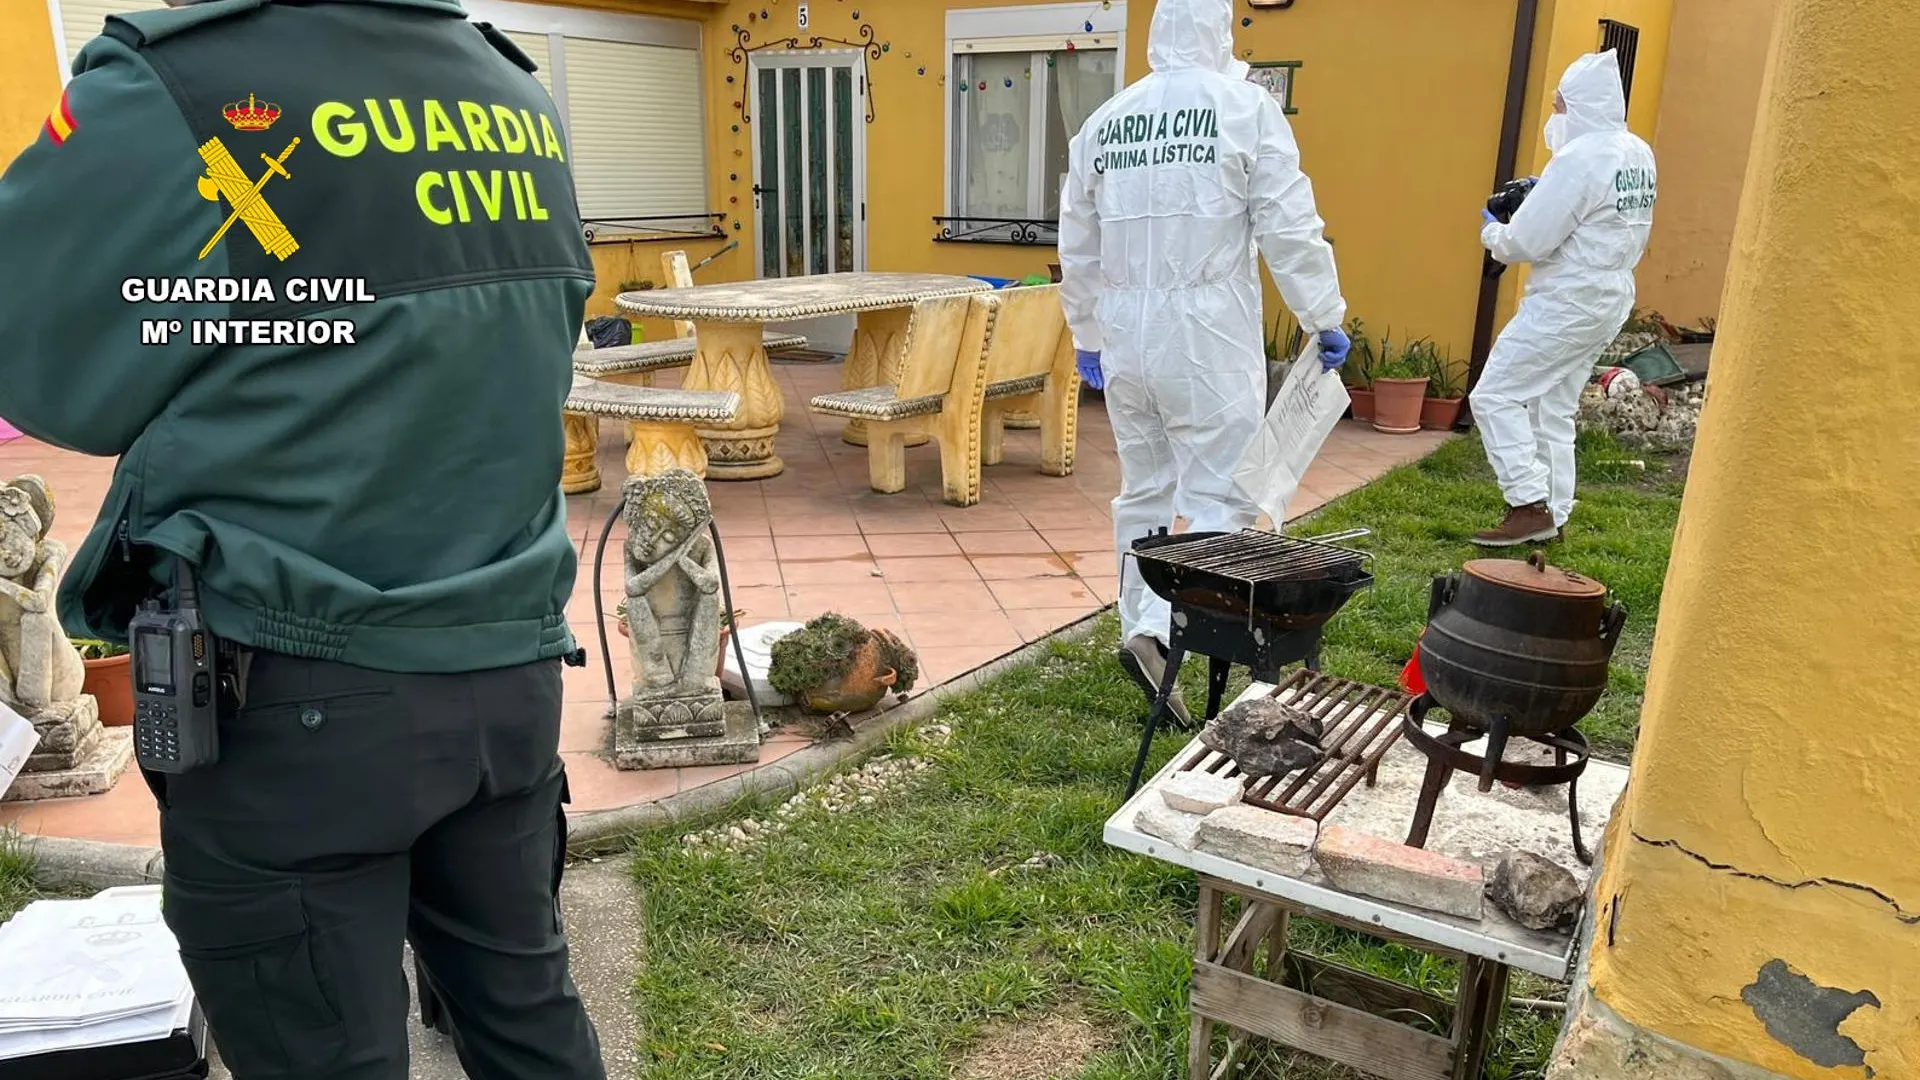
[127,560,220,773]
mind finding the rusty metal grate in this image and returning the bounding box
[1177,670,1413,821]
[1137,530,1366,586]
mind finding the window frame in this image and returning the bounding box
[435,0,714,243]
[941,2,1127,238]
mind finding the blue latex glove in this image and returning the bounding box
[1075,349,1105,390]
[1482,207,1499,225]
[1316,329,1351,372]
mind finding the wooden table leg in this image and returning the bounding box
[561,413,601,494]
[683,320,784,480]
[1187,878,1463,1080]
[1448,957,1511,1080]
[841,307,929,449]
[1191,880,1224,1080]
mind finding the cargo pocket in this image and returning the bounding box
[163,875,348,1076]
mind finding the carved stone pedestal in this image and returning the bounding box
[615,688,727,746]
[561,413,601,495]
[614,700,760,770]
[4,696,133,802]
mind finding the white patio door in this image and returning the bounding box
[749,52,867,278]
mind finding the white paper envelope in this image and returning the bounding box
[1232,342,1351,525]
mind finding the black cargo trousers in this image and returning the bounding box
[142,651,606,1080]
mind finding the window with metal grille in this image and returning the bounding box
[1598,19,1641,111]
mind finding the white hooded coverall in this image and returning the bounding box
[1474,51,1656,527]
[1058,0,1345,648]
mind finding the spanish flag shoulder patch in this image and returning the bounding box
[44,88,77,146]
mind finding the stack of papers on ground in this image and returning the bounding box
[0,886,196,1063]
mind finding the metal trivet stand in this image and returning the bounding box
[1399,695,1595,865]
[1174,671,1414,820]
[1123,528,1374,798]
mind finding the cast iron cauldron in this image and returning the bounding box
[1417,550,1627,740]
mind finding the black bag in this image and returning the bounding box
[585,315,632,350]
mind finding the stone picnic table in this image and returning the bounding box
[614,273,993,480]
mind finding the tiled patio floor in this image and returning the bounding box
[0,359,1449,846]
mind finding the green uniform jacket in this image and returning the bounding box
[0,0,596,673]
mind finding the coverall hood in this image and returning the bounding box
[1557,51,1628,143]
[1147,0,1236,75]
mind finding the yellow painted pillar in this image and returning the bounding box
[1570,2,1920,1077]
[0,6,61,170]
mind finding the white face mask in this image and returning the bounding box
[1545,113,1570,152]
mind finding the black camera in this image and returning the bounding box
[1486,176,1538,224]
[127,561,221,774]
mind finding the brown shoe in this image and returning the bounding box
[1472,502,1559,548]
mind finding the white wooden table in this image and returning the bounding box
[614,273,991,479]
[1105,681,1628,1079]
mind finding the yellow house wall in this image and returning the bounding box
[1633,0,1778,325]
[1494,0,1673,338]
[557,0,1519,365]
[1583,2,1920,1075]
[0,5,63,173]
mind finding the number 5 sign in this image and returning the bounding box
[798,3,810,29]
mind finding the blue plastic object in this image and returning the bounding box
[968,275,1016,289]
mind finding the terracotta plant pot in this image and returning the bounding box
[1420,396,1465,431]
[83,653,134,727]
[800,638,899,714]
[1371,377,1430,434]
[1346,387,1375,423]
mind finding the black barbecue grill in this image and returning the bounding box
[1122,527,1374,797]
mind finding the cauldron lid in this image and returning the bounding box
[1462,551,1605,598]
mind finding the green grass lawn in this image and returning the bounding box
[632,431,1683,1079]
[0,832,51,923]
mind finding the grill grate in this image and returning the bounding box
[1137,530,1366,585]
[1177,670,1412,821]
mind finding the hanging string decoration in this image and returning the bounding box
[729,12,886,125]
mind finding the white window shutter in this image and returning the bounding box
[498,30,555,98]
[561,36,706,222]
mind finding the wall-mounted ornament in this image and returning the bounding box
[730,21,884,124]
[1246,60,1302,115]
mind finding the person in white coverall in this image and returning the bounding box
[1471,50,1656,546]
[1058,0,1349,722]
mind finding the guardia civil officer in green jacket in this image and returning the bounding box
[0,1,608,1076]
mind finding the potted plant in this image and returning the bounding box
[1370,340,1432,435]
[1418,342,1466,430]
[1341,318,1381,423]
[614,599,741,679]
[70,639,133,727]
[766,612,919,714]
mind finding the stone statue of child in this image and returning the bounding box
[0,476,86,715]
[622,470,722,697]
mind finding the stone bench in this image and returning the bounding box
[572,331,809,383]
[562,375,741,493]
[976,284,1081,477]
[810,292,998,506]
